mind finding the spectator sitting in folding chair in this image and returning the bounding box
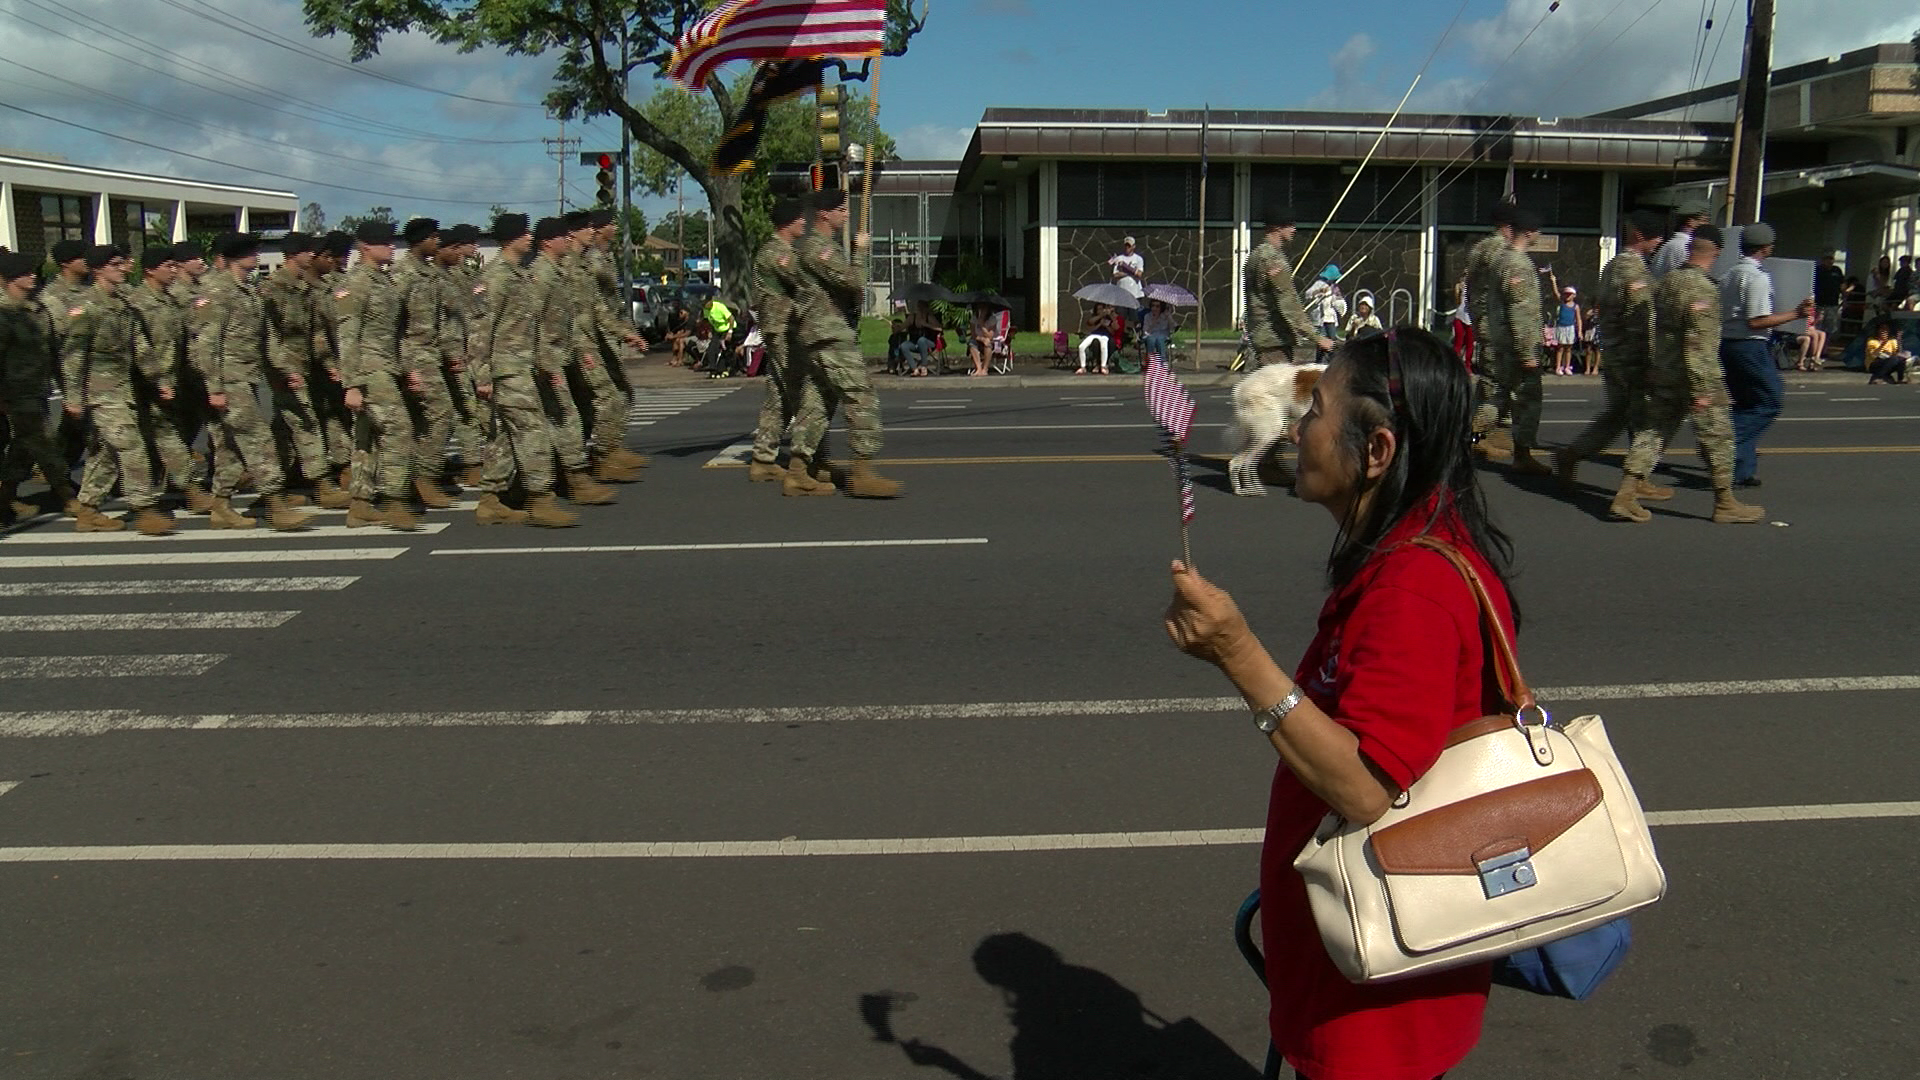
[1077,304,1117,375]
[968,303,1009,377]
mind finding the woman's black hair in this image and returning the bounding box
[1323,327,1519,623]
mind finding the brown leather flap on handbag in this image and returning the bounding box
[1369,770,1604,875]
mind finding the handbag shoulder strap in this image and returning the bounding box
[1406,535,1535,716]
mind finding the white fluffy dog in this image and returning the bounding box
[1225,362,1326,496]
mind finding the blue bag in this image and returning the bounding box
[1491,918,1632,1000]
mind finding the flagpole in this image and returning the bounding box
[859,57,883,243]
[1175,438,1193,569]
[1296,73,1421,274]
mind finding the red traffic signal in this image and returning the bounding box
[597,153,614,170]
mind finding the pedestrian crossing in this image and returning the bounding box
[627,386,738,428]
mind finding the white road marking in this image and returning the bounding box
[1072,402,1129,408]
[703,439,757,467]
[915,399,972,404]
[1784,391,1828,396]
[0,577,358,596]
[285,502,479,517]
[0,611,297,633]
[1829,397,1881,403]
[4,674,1917,737]
[431,538,991,558]
[0,549,408,569]
[0,654,224,680]
[0,524,447,545]
[0,781,17,798]
[1059,395,1117,401]
[1,802,1911,863]
[909,405,966,410]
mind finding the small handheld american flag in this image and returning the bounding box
[1143,352,1198,565]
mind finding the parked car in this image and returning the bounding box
[634,282,720,340]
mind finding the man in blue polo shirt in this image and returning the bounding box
[1718,222,1813,488]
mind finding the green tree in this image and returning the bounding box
[337,206,396,234]
[302,201,328,233]
[302,0,930,301]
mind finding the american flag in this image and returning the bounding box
[1166,438,1197,523]
[667,0,889,91]
[1143,352,1197,523]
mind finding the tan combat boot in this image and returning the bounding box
[1636,477,1675,501]
[313,477,351,509]
[526,492,580,528]
[73,503,126,532]
[748,460,784,483]
[782,457,835,497]
[475,493,530,525]
[565,470,618,505]
[1608,476,1650,523]
[413,475,454,510]
[1711,489,1764,524]
[281,491,313,508]
[183,482,216,514]
[50,480,79,516]
[132,507,176,536]
[457,464,484,488]
[846,458,905,499]
[262,494,315,531]
[380,498,421,532]
[1511,447,1552,477]
[345,498,383,528]
[592,458,643,483]
[811,454,836,485]
[207,497,258,529]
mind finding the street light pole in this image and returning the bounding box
[1727,0,1775,225]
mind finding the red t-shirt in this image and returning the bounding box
[1259,509,1516,1080]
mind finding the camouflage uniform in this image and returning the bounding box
[125,280,199,490]
[748,233,819,465]
[788,230,882,461]
[469,254,556,496]
[394,253,458,480]
[335,258,412,501]
[1484,242,1545,451]
[259,266,331,483]
[1625,265,1736,490]
[441,259,489,465]
[1566,248,1655,460]
[38,276,92,466]
[0,291,68,492]
[1462,233,1509,429]
[586,245,636,396]
[312,271,355,472]
[529,255,593,473]
[1243,239,1318,365]
[63,285,160,510]
[190,272,289,498]
[563,249,631,461]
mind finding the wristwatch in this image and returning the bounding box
[1254,687,1306,734]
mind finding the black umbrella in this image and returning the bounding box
[894,281,956,306]
[958,290,1012,310]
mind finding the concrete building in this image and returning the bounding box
[0,151,298,262]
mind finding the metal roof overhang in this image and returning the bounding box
[1643,161,1920,207]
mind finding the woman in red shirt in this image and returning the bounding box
[1166,328,1518,1080]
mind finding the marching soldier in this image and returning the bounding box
[189,234,314,530]
[40,238,93,470]
[310,232,356,486]
[394,217,461,509]
[336,220,423,530]
[1242,206,1329,368]
[436,223,489,486]
[60,245,173,535]
[0,252,75,520]
[565,210,645,482]
[260,232,347,507]
[786,188,900,498]
[529,217,618,507]
[1557,209,1668,495]
[1463,203,1518,443]
[1483,208,1551,475]
[124,245,212,511]
[747,197,831,496]
[1614,225,1763,525]
[585,211,639,400]
[467,213,577,528]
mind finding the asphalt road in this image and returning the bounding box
[1,373,1916,1079]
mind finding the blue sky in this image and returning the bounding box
[0,0,1913,227]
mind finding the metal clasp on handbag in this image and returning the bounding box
[1478,847,1538,899]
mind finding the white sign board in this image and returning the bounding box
[1709,226,1813,336]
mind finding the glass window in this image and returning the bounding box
[1058,163,1099,220]
[1140,163,1188,220]
[1331,166,1421,227]
[1437,168,1509,228]
[1248,165,1341,224]
[1101,163,1144,221]
[870,194,920,237]
[40,193,89,251]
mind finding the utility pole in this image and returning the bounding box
[618,18,633,317]
[1727,0,1775,225]
[543,118,580,217]
[675,179,684,283]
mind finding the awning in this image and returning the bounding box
[1643,161,1920,209]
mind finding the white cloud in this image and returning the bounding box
[893,122,974,160]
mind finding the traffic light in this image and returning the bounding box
[594,154,617,208]
[817,85,844,159]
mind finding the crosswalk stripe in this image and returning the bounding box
[1,523,449,545]
[0,654,225,679]
[0,549,408,569]
[704,439,756,467]
[0,577,358,596]
[432,538,991,557]
[0,612,298,632]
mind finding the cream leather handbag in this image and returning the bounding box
[1293,539,1666,985]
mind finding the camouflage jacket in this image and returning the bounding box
[1597,249,1654,367]
[531,255,587,375]
[1485,243,1543,359]
[38,277,91,347]
[444,261,484,359]
[393,254,448,379]
[258,268,319,384]
[60,285,141,407]
[125,282,184,395]
[335,260,403,388]
[468,255,543,385]
[752,234,801,362]
[563,249,629,348]
[1244,240,1316,352]
[1652,266,1727,402]
[793,231,862,348]
[1461,233,1506,342]
[0,292,55,403]
[187,272,266,388]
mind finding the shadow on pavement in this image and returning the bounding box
[861,932,1259,1080]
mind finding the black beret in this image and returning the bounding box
[1692,224,1724,250]
[491,214,530,243]
[533,217,569,243]
[810,188,848,213]
[139,245,177,270]
[220,233,261,259]
[170,241,205,263]
[85,244,127,269]
[51,239,89,265]
[1627,209,1668,241]
[446,223,480,245]
[280,231,315,257]
[562,210,592,231]
[1489,203,1519,228]
[587,209,615,228]
[355,221,397,245]
[322,231,354,257]
[0,252,39,282]
[402,217,440,245]
[1258,205,1294,230]
[771,197,806,228]
[1510,208,1545,234]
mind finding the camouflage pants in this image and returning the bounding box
[750,343,823,464]
[1566,360,1647,461]
[2,404,68,489]
[445,366,487,463]
[409,365,455,478]
[139,393,198,489]
[310,366,352,469]
[208,381,286,498]
[790,343,882,461]
[479,375,554,496]
[540,370,591,473]
[1491,345,1544,448]
[1624,380,1736,491]
[272,386,329,483]
[346,375,412,501]
[76,397,158,509]
[577,355,628,458]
